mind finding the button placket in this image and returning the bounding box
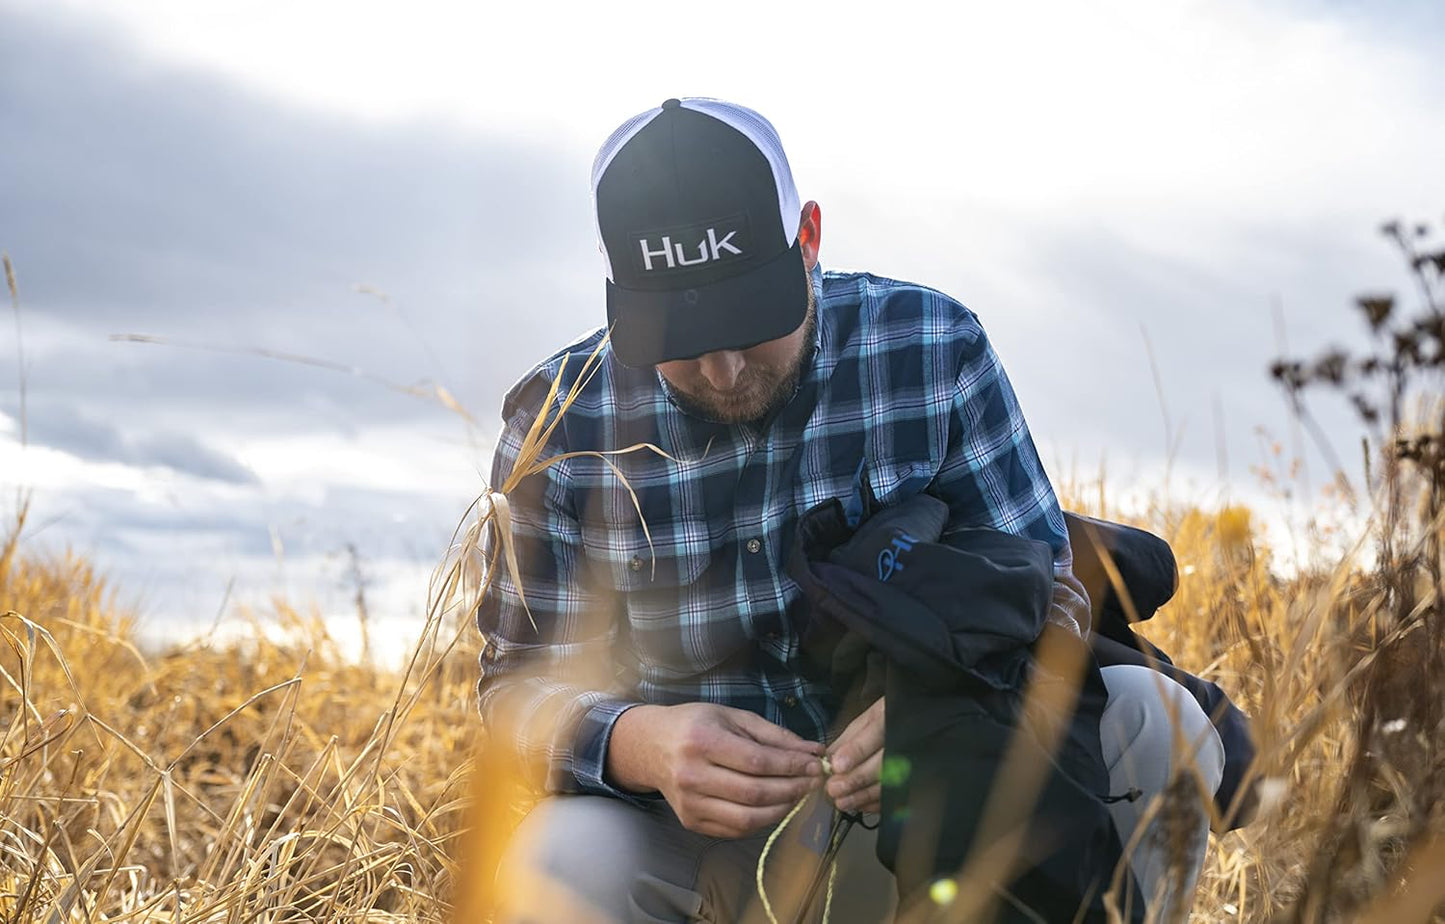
[731,433,771,641]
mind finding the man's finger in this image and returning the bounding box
[727,707,825,754]
[836,782,882,815]
[826,747,883,801]
[695,764,820,808]
[826,697,885,774]
[709,733,822,779]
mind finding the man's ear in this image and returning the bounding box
[798,200,822,270]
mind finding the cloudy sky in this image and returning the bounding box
[2,0,1442,649]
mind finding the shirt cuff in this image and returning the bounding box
[570,699,664,806]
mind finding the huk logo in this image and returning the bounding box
[638,228,743,271]
[877,531,917,583]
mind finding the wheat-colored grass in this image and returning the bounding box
[3,464,1440,922]
[0,492,489,922]
[4,339,1444,924]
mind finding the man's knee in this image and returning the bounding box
[495,796,655,923]
[1099,664,1226,798]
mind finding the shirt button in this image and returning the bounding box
[746,538,762,554]
[784,695,799,707]
[628,556,642,572]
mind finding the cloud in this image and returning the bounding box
[7,1,1435,474]
[0,7,600,436]
[20,400,259,484]
[11,469,466,629]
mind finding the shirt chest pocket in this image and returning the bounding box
[580,524,714,597]
[580,521,732,672]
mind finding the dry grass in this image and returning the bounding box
[0,496,489,922]
[1060,469,1444,922]
[2,467,1441,922]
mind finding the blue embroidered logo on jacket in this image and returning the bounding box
[878,532,917,582]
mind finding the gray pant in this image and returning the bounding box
[496,665,1225,923]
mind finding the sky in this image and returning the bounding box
[2,0,1442,652]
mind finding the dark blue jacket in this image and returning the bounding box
[790,490,1146,923]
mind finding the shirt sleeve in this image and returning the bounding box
[930,319,1092,636]
[474,373,654,803]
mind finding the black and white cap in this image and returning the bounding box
[592,98,806,368]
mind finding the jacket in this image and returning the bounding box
[789,489,1145,923]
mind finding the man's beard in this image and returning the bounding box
[668,296,816,425]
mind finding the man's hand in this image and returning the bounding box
[825,696,885,814]
[607,703,824,838]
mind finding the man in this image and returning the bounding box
[478,98,1224,921]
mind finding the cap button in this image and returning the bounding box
[661,98,681,109]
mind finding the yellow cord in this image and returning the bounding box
[756,796,810,924]
[755,794,840,924]
[821,856,838,922]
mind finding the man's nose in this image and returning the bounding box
[696,350,745,391]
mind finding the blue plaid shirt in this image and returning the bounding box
[477,268,1089,800]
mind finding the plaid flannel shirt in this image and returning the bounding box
[476,268,1089,800]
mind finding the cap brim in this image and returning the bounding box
[606,241,808,368]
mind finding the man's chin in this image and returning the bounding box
[671,388,771,424]
[695,400,765,424]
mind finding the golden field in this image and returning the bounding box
[2,463,1442,922]
[0,502,486,922]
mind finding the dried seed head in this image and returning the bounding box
[1356,295,1394,331]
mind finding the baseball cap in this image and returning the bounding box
[592,97,807,368]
